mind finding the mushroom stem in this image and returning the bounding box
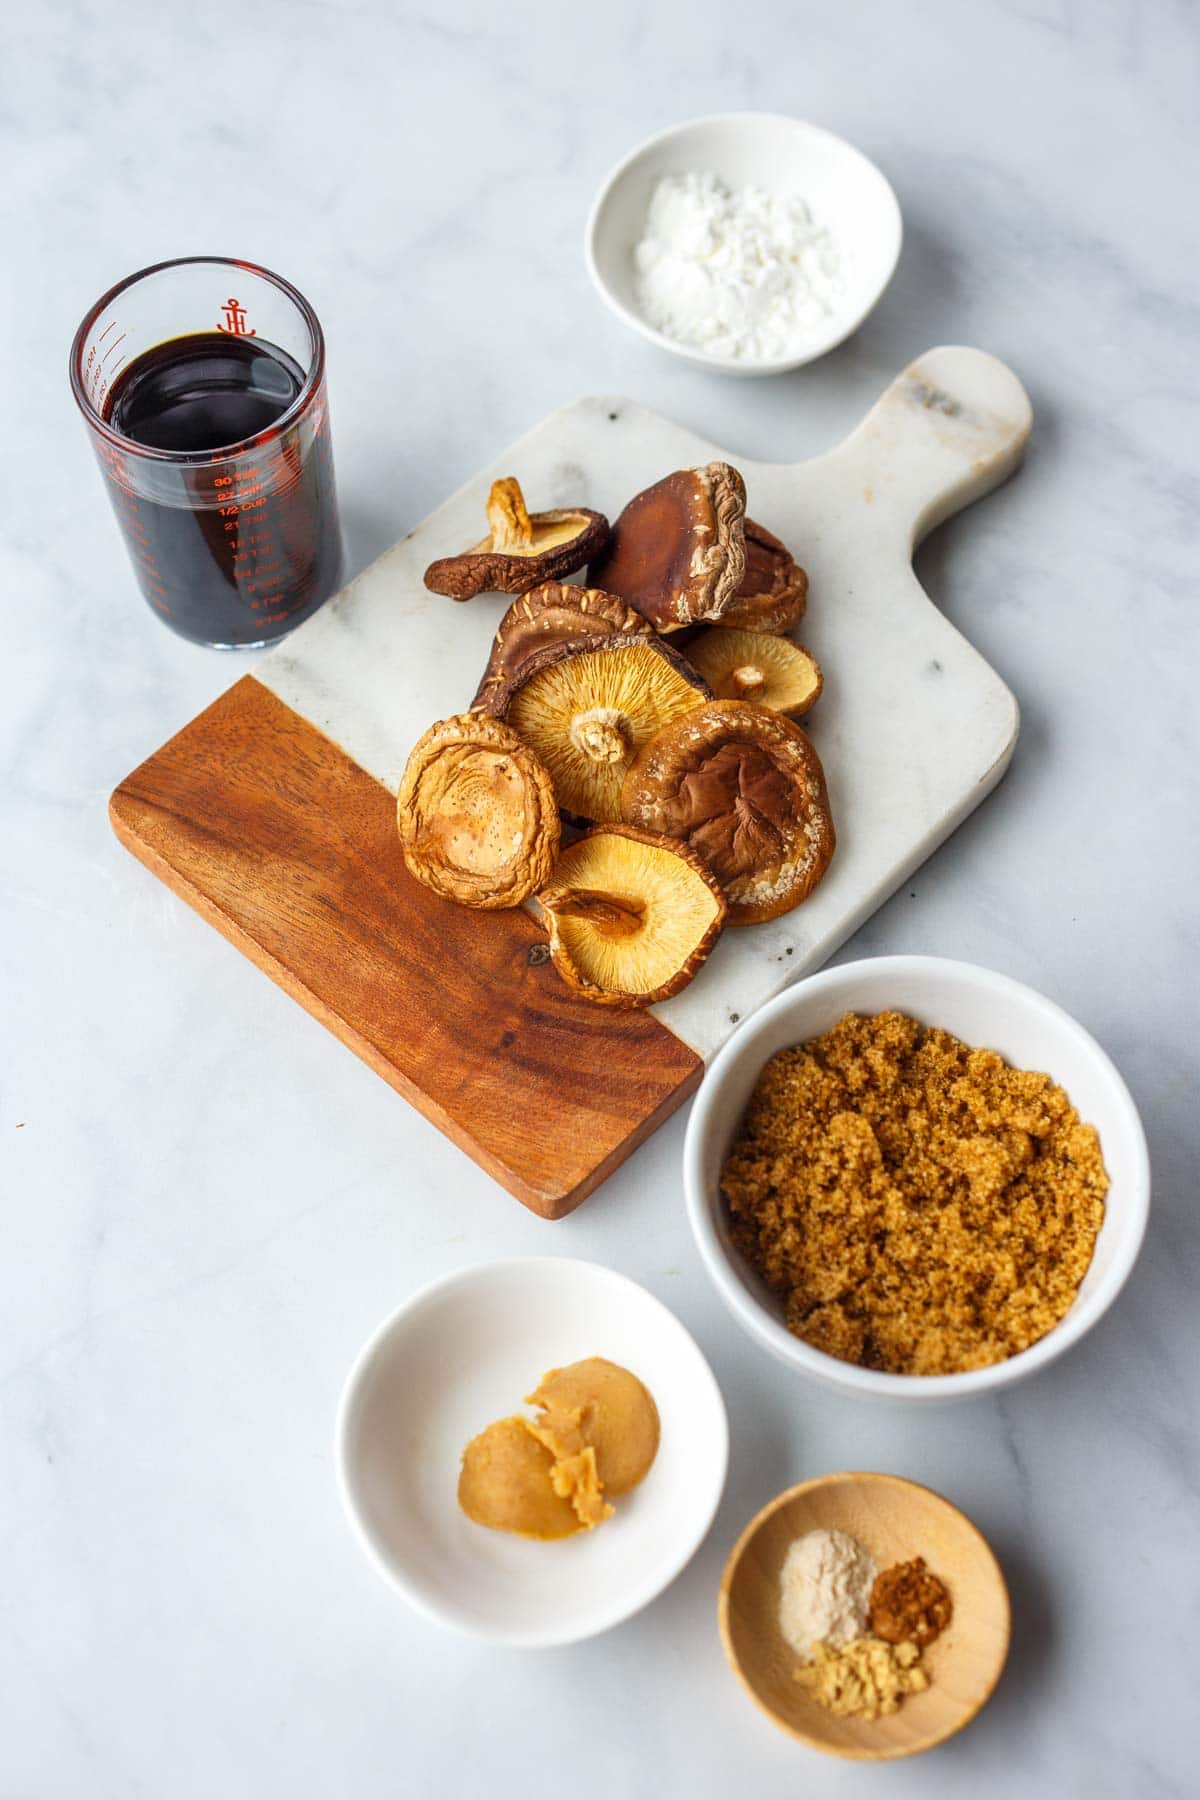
[541,889,645,939]
[730,664,766,699]
[569,706,630,765]
[486,477,533,551]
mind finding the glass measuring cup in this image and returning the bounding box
[70,257,344,648]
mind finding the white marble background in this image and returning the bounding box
[3,1,1197,1795]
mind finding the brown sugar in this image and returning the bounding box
[721,1011,1108,1376]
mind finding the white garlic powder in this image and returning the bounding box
[632,171,846,362]
[778,1527,878,1663]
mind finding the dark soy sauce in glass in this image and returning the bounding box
[101,333,342,647]
[107,333,302,452]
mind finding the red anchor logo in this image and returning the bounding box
[217,297,256,337]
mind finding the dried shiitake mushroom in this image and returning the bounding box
[397,712,559,908]
[621,699,834,925]
[684,628,823,717]
[537,825,726,1006]
[472,582,654,713]
[424,477,609,600]
[497,636,711,824]
[588,463,747,630]
[716,518,809,635]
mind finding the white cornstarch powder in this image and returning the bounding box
[778,1528,878,1663]
[632,171,846,362]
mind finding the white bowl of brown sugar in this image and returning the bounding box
[684,956,1149,1403]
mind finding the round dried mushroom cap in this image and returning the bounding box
[396,712,559,908]
[620,699,835,925]
[684,628,823,717]
[497,635,711,824]
[716,518,808,635]
[536,825,726,1007]
[472,582,654,713]
[588,462,747,630]
[424,477,609,600]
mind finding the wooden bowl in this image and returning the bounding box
[718,1472,1010,1759]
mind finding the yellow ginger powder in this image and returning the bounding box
[795,1637,928,1719]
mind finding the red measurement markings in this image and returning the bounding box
[217,297,256,338]
[100,447,137,495]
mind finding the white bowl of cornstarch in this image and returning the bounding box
[586,113,902,376]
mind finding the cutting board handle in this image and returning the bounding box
[824,346,1033,549]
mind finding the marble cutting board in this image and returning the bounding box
[111,346,1032,1218]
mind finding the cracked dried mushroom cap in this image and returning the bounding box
[537,825,726,1006]
[397,712,559,908]
[424,477,609,599]
[497,636,711,824]
[588,463,747,630]
[684,628,822,717]
[621,700,835,925]
[716,518,809,635]
[472,582,654,713]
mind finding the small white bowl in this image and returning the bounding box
[336,1257,728,1646]
[585,112,902,377]
[684,957,1149,1403]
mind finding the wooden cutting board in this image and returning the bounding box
[112,346,1031,1219]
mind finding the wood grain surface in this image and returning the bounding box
[109,675,702,1219]
[718,1472,1011,1760]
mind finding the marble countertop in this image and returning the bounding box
[4,1,1196,1794]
